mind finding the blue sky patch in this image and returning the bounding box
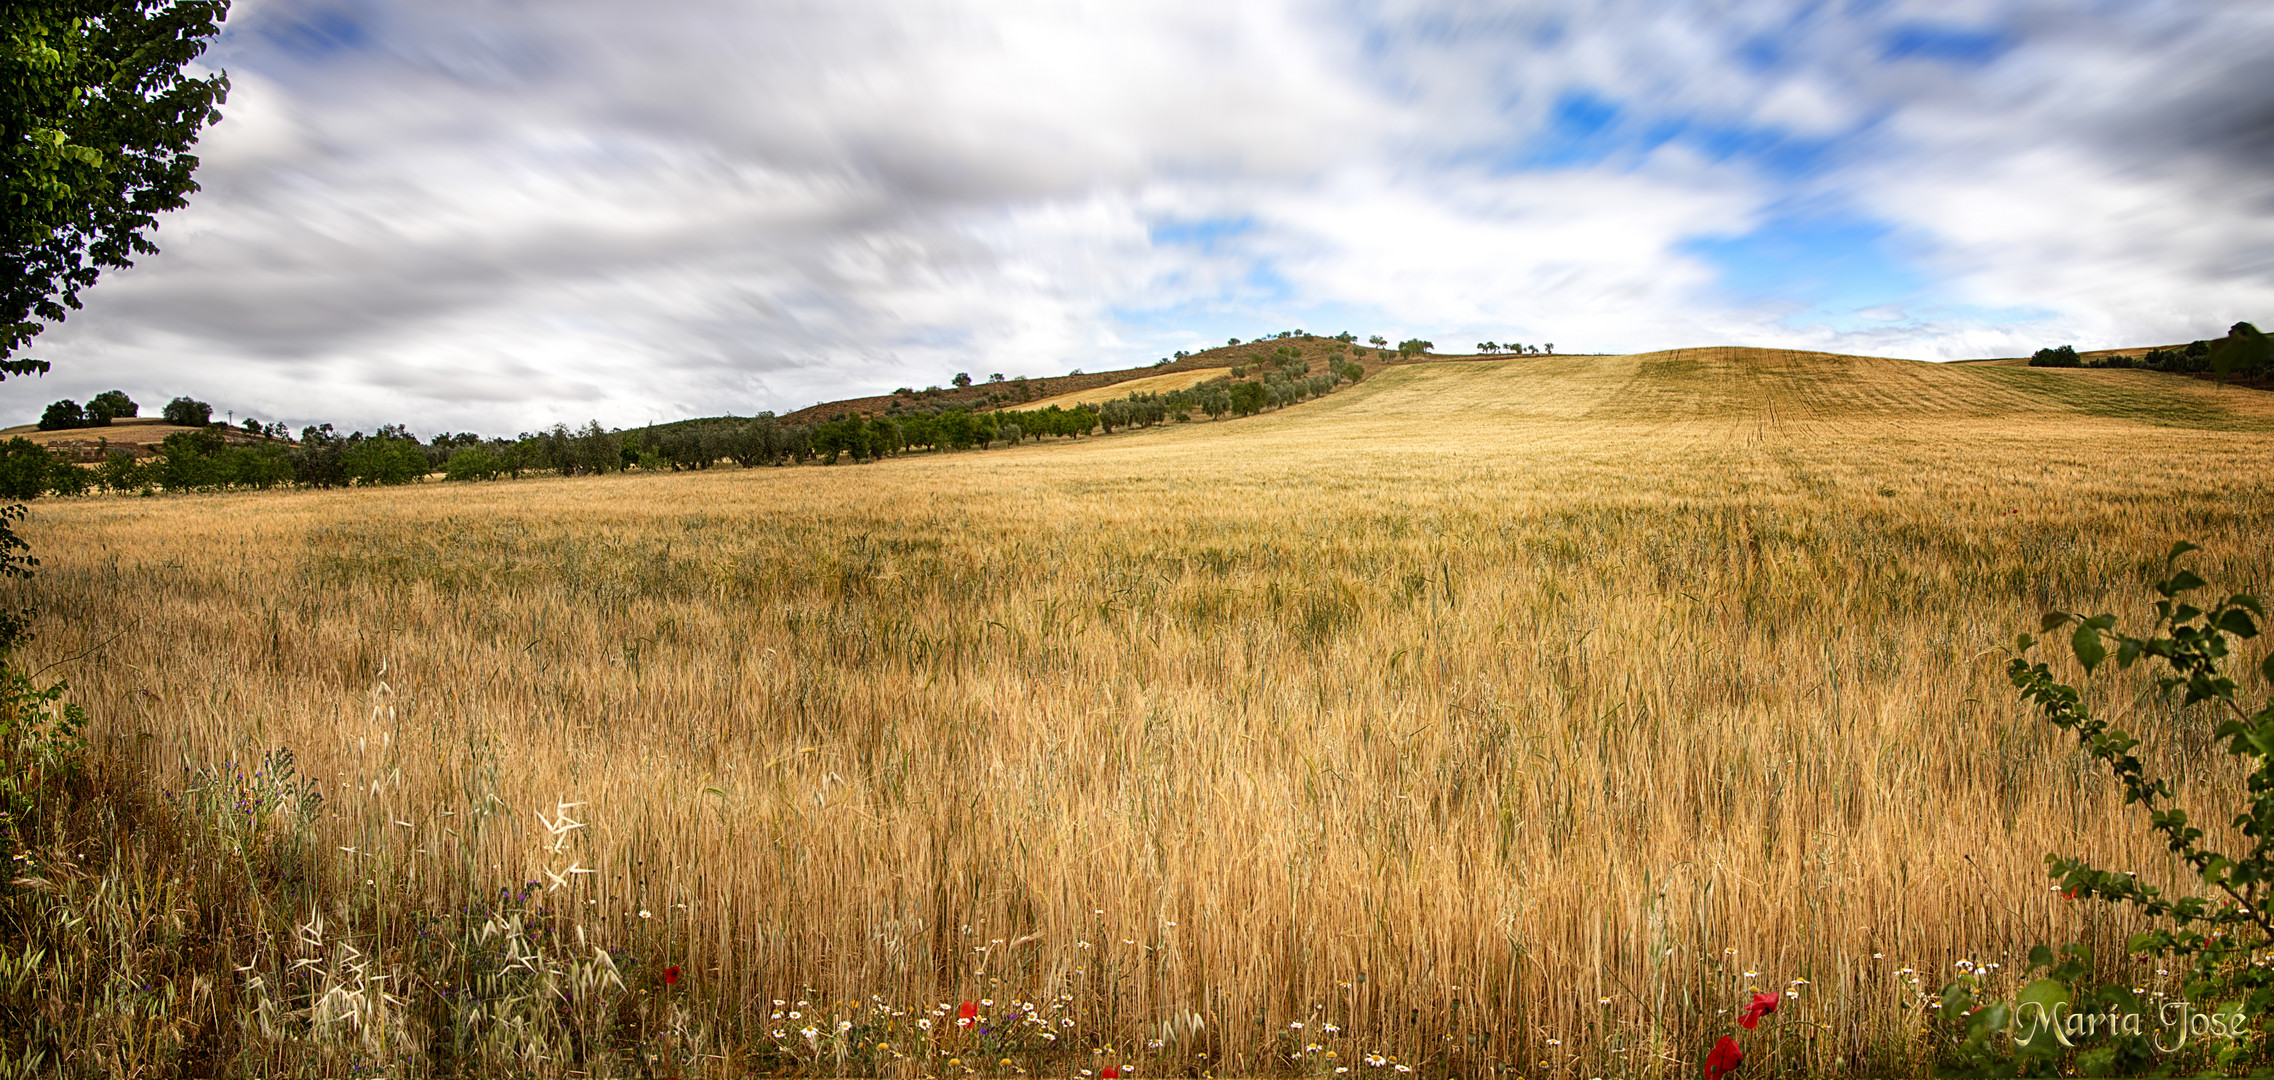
[1683,213,1925,317]
[256,4,370,60]
[1881,23,2011,66]
[1150,216,1255,254]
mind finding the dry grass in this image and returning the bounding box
[13,348,2274,1077]
[1024,369,1233,410]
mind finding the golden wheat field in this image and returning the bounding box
[17,348,2274,1077]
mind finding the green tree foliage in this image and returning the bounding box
[0,438,64,498]
[35,398,82,430]
[1395,338,1433,358]
[2030,345,2082,367]
[952,372,972,388]
[159,394,209,426]
[2,0,231,368]
[1229,380,1266,417]
[341,435,428,486]
[150,428,289,490]
[95,448,145,491]
[83,388,133,423]
[441,446,508,482]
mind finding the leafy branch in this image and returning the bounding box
[2007,541,2274,1011]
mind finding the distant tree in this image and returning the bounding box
[989,373,1004,382]
[161,395,210,426]
[952,372,972,388]
[1477,342,1497,354]
[240,417,262,435]
[1229,381,1267,417]
[85,389,135,424]
[1368,335,1387,347]
[1227,337,1241,346]
[1396,338,1433,358]
[1545,343,1555,354]
[36,399,85,430]
[997,422,1022,445]
[2030,345,2081,368]
[894,386,914,397]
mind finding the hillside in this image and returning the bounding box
[772,334,1430,425]
[1025,345,2274,449]
[0,416,292,461]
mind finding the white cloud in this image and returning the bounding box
[14,0,2274,432]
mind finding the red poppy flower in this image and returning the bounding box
[1737,991,1779,1030]
[663,966,681,986]
[1102,1068,1121,1079]
[1706,1035,1743,1080]
[958,1000,978,1027]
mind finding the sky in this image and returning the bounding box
[14,0,2274,436]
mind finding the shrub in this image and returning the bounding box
[2029,345,2081,367]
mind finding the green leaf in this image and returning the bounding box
[2014,979,2071,1053]
[2169,569,2208,594]
[2168,540,2201,564]
[2216,608,2259,637]
[2262,652,2274,685]
[2073,624,2107,675]
[2042,611,2074,633]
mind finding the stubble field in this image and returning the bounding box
[16,348,2274,1077]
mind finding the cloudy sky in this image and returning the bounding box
[15,0,2274,435]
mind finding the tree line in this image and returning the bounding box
[2028,322,2269,380]
[0,349,1367,497]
